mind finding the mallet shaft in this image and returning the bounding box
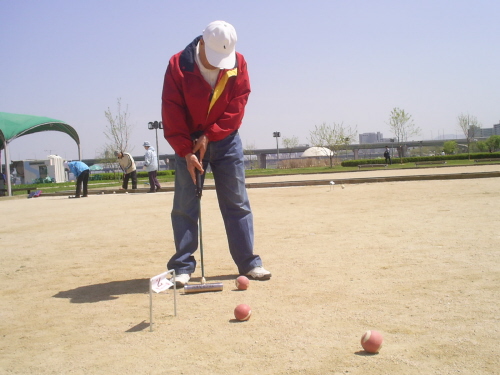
[183,283,224,294]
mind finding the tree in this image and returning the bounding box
[457,114,481,160]
[387,108,420,162]
[104,98,134,154]
[388,107,420,143]
[443,140,458,155]
[485,135,500,153]
[475,141,488,153]
[282,135,299,158]
[308,122,357,167]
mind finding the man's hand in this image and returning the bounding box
[184,135,209,183]
[192,135,209,162]
[185,153,204,184]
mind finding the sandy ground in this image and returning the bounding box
[1,165,499,374]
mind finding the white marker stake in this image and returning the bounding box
[151,272,174,293]
[330,181,335,191]
[149,270,177,331]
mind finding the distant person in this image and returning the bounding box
[143,141,161,193]
[115,151,137,190]
[384,146,392,165]
[67,160,90,198]
[161,20,271,286]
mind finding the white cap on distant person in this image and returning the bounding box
[202,20,237,69]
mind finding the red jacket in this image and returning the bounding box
[162,36,251,157]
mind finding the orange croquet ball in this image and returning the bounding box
[235,276,250,290]
[234,304,252,321]
[361,330,383,353]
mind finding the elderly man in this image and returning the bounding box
[161,20,271,286]
[115,150,137,190]
[143,141,161,193]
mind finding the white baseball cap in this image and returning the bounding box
[202,20,237,69]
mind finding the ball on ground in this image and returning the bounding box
[361,330,383,353]
[234,304,252,321]
[235,276,250,290]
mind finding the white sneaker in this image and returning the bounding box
[246,266,272,280]
[173,273,191,287]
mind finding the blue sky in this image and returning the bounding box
[1,0,499,161]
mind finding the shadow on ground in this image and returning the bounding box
[53,278,149,303]
[125,320,150,333]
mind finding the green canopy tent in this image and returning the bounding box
[0,112,81,196]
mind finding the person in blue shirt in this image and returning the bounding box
[67,161,90,198]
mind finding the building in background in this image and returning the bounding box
[11,155,66,184]
[494,122,500,135]
[468,121,500,138]
[359,132,383,144]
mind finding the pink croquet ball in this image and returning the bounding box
[361,330,383,353]
[234,304,252,321]
[235,276,250,290]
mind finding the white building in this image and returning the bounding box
[12,155,66,184]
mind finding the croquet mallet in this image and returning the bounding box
[183,166,223,294]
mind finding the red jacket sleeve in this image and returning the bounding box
[161,56,194,157]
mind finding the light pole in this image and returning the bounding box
[148,121,163,168]
[273,132,281,168]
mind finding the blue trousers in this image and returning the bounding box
[75,169,89,197]
[167,132,262,275]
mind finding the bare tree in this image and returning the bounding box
[282,135,299,158]
[457,114,481,160]
[308,122,357,167]
[388,108,420,161]
[388,108,420,143]
[104,98,134,154]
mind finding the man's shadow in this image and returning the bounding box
[53,279,149,303]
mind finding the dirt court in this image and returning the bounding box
[1,166,499,374]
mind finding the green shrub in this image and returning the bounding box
[92,170,175,180]
[472,152,500,160]
[137,170,175,178]
[340,152,500,167]
[341,159,387,167]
